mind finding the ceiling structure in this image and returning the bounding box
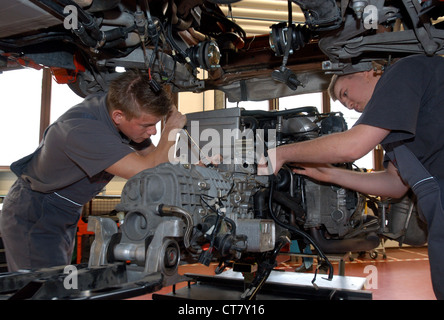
[219,0,305,37]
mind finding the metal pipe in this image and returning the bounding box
[114,243,146,263]
[157,204,201,254]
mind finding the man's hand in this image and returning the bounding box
[164,107,187,133]
[291,163,335,183]
[257,148,280,175]
[196,154,222,167]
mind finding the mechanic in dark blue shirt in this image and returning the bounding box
[0,71,186,272]
[266,54,444,299]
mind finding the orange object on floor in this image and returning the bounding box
[76,219,94,264]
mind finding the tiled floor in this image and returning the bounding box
[136,245,436,300]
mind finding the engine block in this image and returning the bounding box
[87,106,388,286]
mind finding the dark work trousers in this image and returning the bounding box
[387,144,444,300]
[0,178,82,272]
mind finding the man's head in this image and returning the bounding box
[107,71,174,143]
[328,70,381,113]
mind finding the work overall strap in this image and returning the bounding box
[386,143,444,299]
[385,143,442,225]
[387,144,435,192]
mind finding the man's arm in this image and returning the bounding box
[266,123,409,198]
[293,161,409,199]
[134,143,156,157]
[268,124,390,175]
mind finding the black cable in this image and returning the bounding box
[166,22,197,70]
[267,174,334,280]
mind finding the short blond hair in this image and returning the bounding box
[328,74,340,101]
[327,61,385,101]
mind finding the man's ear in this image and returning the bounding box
[361,69,380,83]
[362,70,373,79]
[111,110,125,125]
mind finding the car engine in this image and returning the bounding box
[87,106,429,298]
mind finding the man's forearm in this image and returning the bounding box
[280,125,388,163]
[327,166,409,199]
[278,133,356,164]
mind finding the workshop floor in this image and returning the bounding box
[333,245,435,300]
[135,245,435,300]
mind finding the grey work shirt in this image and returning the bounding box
[12,93,147,204]
[355,54,444,179]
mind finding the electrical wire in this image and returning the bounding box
[267,174,334,281]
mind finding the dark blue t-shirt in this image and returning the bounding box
[13,93,144,204]
[355,54,444,179]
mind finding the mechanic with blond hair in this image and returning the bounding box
[264,54,444,299]
[0,71,186,272]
